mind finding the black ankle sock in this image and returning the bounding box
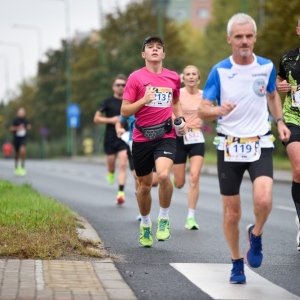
[292,181,300,220]
[119,185,124,192]
[232,258,244,262]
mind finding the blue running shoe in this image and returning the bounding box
[230,259,246,284]
[246,224,263,268]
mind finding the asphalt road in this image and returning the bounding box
[0,159,299,300]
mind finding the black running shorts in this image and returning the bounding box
[104,133,128,155]
[284,123,300,147]
[132,138,176,177]
[13,137,27,152]
[217,148,273,196]
[174,136,205,164]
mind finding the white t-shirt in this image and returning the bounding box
[203,54,276,149]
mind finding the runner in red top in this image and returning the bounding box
[122,35,187,247]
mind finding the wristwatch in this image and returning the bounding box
[276,117,285,125]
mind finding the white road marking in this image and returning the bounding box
[274,205,295,212]
[171,263,300,300]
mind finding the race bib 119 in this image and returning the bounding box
[224,136,261,162]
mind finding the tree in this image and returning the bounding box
[256,0,300,68]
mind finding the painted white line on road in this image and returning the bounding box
[171,263,300,300]
[35,260,45,291]
[274,205,295,212]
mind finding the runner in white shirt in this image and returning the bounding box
[198,13,290,284]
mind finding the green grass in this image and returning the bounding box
[0,180,106,259]
[203,149,292,171]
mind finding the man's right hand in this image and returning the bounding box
[116,127,126,138]
[143,85,156,104]
[110,116,121,124]
[218,101,237,116]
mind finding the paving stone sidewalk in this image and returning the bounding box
[0,218,137,300]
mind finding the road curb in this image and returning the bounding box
[76,217,138,300]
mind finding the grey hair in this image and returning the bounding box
[227,13,257,36]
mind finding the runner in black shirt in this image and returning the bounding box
[93,74,128,204]
[9,107,31,176]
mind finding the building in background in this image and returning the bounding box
[165,0,213,30]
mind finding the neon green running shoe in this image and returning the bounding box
[139,223,153,247]
[185,217,199,230]
[156,218,170,241]
[106,172,115,185]
[19,167,26,176]
[14,168,20,175]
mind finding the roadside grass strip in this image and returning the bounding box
[0,180,106,259]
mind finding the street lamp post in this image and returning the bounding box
[157,0,164,38]
[241,0,247,13]
[0,54,9,103]
[0,41,24,83]
[12,24,43,61]
[47,0,72,155]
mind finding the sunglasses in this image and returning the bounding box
[115,84,125,87]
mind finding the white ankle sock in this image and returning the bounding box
[158,207,169,219]
[188,209,195,219]
[141,214,151,226]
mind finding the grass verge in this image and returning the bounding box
[0,180,108,259]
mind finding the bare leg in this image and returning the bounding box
[106,154,117,173]
[251,176,273,236]
[137,173,153,215]
[187,155,203,210]
[173,163,186,189]
[20,146,26,168]
[222,195,243,260]
[117,149,128,186]
[155,157,174,208]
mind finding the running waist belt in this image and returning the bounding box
[135,118,172,140]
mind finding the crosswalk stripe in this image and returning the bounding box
[170,263,300,300]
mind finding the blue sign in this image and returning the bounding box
[66,103,81,117]
[66,103,81,128]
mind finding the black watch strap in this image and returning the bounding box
[276,117,285,125]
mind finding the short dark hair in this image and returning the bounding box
[113,74,127,84]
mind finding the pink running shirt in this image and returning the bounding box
[123,67,181,142]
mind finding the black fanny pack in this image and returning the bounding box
[135,118,172,140]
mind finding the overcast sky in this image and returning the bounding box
[0,0,135,103]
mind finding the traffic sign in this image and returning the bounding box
[66,103,81,128]
[66,103,81,117]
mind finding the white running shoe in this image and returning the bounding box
[295,215,300,251]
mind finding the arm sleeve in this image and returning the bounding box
[202,66,220,102]
[119,115,127,123]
